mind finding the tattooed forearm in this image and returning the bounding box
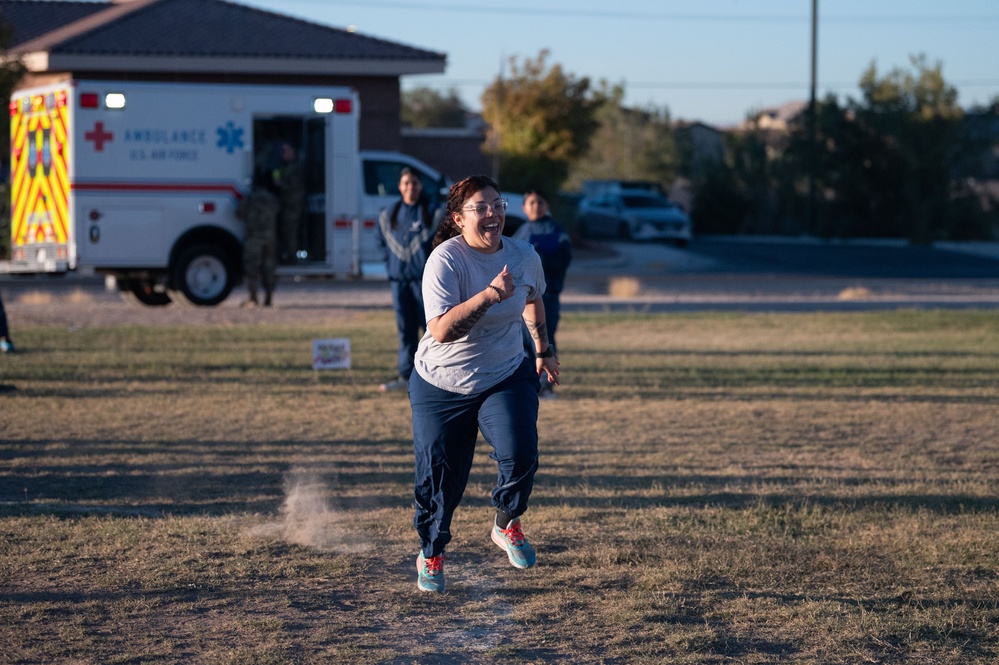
[444,301,491,341]
[525,320,548,342]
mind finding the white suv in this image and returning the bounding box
[576,189,692,245]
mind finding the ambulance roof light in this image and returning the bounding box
[105,93,126,109]
[314,98,353,114]
[80,93,99,108]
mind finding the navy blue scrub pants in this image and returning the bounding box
[410,356,540,558]
[390,279,424,381]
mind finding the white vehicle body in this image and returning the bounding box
[6,79,365,305]
[5,79,530,305]
[577,189,693,245]
[356,151,528,276]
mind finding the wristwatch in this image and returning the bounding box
[537,347,555,358]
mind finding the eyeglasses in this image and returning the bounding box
[462,199,508,217]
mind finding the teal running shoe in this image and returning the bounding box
[416,552,445,592]
[491,517,536,569]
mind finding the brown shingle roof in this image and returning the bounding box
[2,0,445,72]
[0,0,109,45]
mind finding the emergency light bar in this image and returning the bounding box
[79,92,126,109]
[314,98,352,114]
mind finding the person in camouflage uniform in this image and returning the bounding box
[236,172,281,307]
[275,142,306,264]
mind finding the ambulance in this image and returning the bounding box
[7,80,365,306]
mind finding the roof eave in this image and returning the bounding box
[10,0,163,54]
[20,52,50,72]
[37,53,446,76]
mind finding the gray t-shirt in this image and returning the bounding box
[415,236,546,394]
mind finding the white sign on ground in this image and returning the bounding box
[312,338,351,370]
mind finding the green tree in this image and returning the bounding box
[692,109,801,236]
[947,95,999,239]
[730,113,790,234]
[401,86,468,129]
[716,55,986,242]
[852,55,963,242]
[567,82,679,191]
[481,50,603,195]
[689,162,749,235]
[784,55,973,241]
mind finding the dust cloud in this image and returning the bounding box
[248,467,371,553]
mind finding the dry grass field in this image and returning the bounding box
[1,302,998,663]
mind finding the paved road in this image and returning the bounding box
[560,237,999,312]
[3,237,999,317]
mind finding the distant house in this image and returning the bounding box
[734,100,811,165]
[743,100,809,134]
[0,0,446,151]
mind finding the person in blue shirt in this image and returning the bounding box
[376,167,443,392]
[513,189,571,398]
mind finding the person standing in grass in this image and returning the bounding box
[376,167,443,392]
[236,172,281,307]
[409,174,560,593]
[0,289,15,353]
[274,142,306,265]
[513,188,571,399]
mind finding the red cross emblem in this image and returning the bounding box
[84,122,113,152]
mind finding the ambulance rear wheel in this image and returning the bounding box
[119,278,172,307]
[170,244,235,307]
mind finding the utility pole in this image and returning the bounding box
[807,0,818,236]
[491,54,505,182]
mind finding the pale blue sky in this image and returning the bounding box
[240,0,999,127]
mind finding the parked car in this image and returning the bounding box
[581,179,666,197]
[576,190,692,245]
[501,192,526,237]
